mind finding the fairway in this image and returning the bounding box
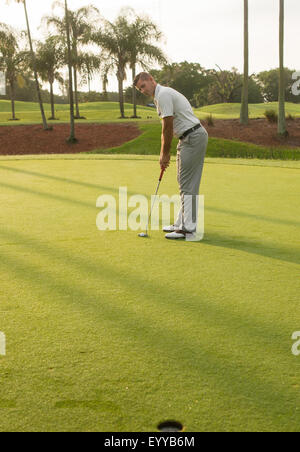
[2,100,300,125]
[0,101,157,125]
[196,102,300,119]
[0,154,299,432]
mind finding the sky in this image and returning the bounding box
[1,0,300,94]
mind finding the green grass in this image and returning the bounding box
[196,102,300,119]
[89,123,167,155]
[1,100,300,160]
[0,100,157,125]
[89,122,300,160]
[0,154,299,432]
[2,100,300,124]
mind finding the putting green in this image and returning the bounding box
[0,154,299,432]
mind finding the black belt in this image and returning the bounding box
[179,123,201,140]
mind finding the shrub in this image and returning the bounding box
[206,114,214,126]
[286,113,295,121]
[264,109,278,123]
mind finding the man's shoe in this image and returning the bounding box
[163,224,176,232]
[165,230,186,240]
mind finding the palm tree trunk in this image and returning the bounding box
[23,0,49,130]
[131,65,137,118]
[102,72,108,101]
[9,80,16,120]
[278,0,287,136]
[117,70,125,118]
[73,66,81,118]
[49,81,55,119]
[65,0,77,143]
[240,0,249,125]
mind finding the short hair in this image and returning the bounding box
[133,72,152,87]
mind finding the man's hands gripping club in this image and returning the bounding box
[160,116,173,171]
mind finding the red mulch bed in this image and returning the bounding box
[0,118,300,156]
[0,123,141,155]
[202,118,300,148]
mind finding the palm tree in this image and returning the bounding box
[90,11,166,119]
[35,36,64,120]
[64,0,76,143]
[101,63,109,101]
[240,0,249,125]
[78,52,101,93]
[0,24,24,121]
[14,0,50,130]
[45,2,100,119]
[127,14,167,118]
[278,0,287,136]
[91,16,131,118]
[69,6,100,118]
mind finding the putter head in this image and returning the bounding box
[138,232,149,238]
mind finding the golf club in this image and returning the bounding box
[138,168,165,238]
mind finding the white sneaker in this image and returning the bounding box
[163,224,177,232]
[165,231,186,240]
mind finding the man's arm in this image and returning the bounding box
[160,116,174,170]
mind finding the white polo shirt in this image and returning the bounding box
[154,84,201,138]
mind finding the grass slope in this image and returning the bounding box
[0,155,299,432]
[2,100,300,124]
[89,122,300,160]
[196,102,300,119]
[0,101,156,125]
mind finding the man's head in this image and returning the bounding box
[134,72,157,97]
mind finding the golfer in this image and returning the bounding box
[134,72,208,240]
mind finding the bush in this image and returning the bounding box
[286,113,295,121]
[205,114,214,126]
[264,109,278,123]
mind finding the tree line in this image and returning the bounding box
[149,63,300,107]
[1,60,298,109]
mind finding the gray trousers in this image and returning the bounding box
[175,127,208,232]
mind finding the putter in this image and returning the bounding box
[138,168,165,238]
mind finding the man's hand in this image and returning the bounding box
[160,151,170,170]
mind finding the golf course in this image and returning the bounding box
[0,98,300,431]
[1,0,300,435]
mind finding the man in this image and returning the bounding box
[134,72,208,240]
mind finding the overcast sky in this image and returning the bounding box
[1,0,300,93]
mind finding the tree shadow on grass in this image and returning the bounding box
[0,169,299,267]
[0,226,299,430]
[173,229,300,266]
[200,231,300,266]
[206,205,300,229]
[0,165,299,269]
[0,164,152,198]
